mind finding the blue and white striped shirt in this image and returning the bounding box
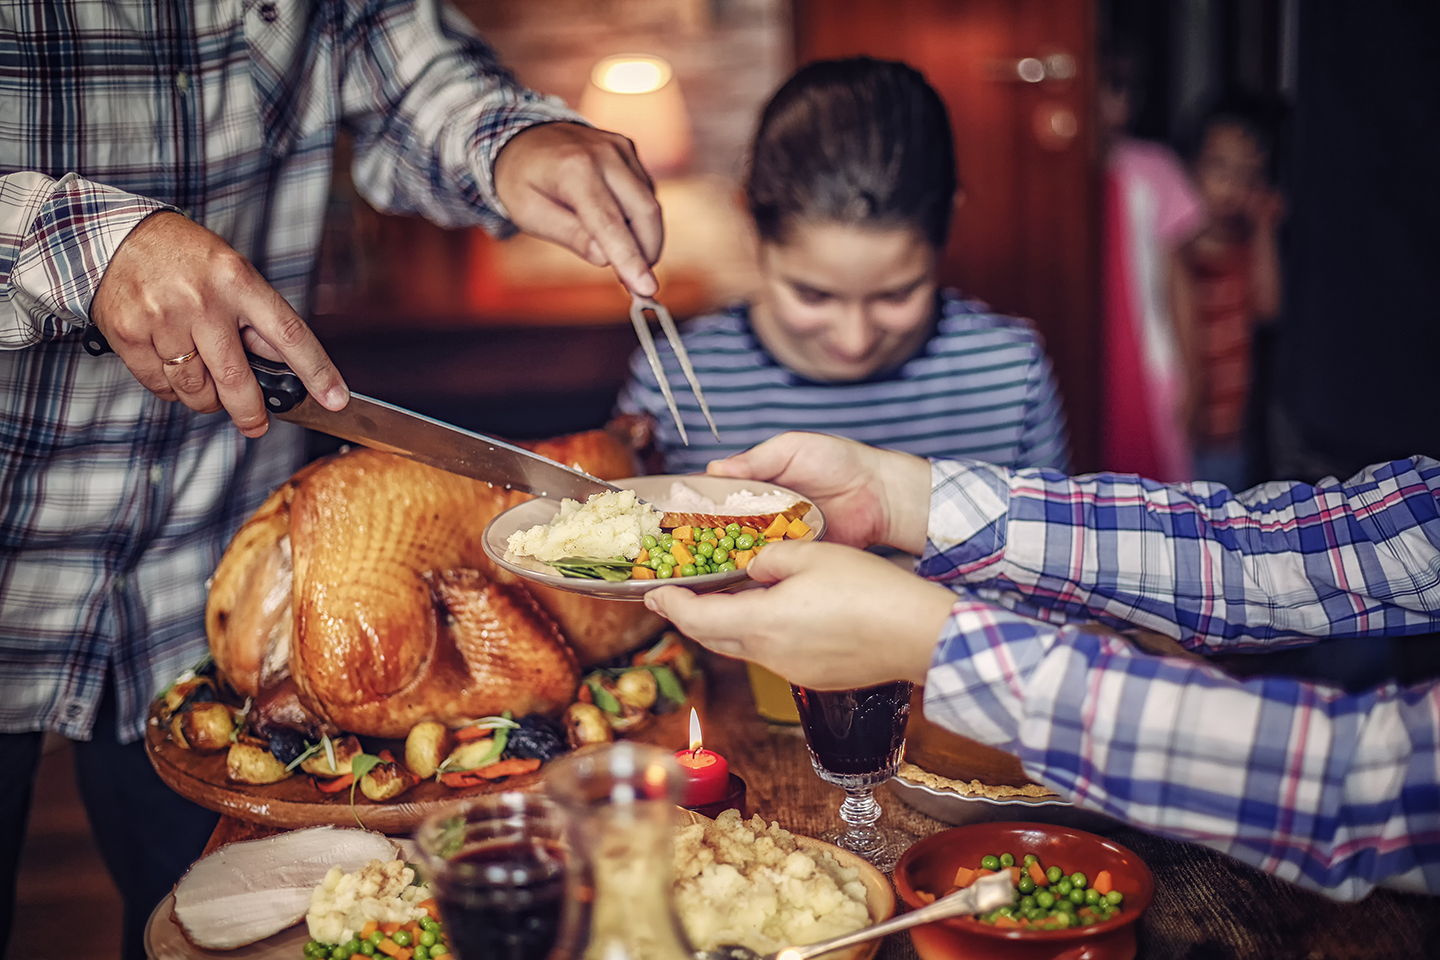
[616,292,1071,474]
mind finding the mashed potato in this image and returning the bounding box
[674,810,871,954]
[306,859,431,945]
[507,489,662,563]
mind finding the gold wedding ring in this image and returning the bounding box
[163,348,199,366]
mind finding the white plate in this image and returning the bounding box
[482,475,825,601]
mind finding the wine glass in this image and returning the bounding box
[790,680,914,871]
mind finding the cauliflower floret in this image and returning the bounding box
[306,859,431,945]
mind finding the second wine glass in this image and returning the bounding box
[790,679,914,871]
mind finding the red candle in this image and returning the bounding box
[675,708,730,807]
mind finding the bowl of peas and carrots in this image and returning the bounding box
[894,822,1154,960]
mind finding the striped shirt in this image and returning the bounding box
[0,0,578,743]
[615,292,1070,474]
[920,457,1440,897]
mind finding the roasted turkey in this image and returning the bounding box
[206,429,664,739]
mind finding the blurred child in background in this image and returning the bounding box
[1098,47,1205,482]
[1183,99,1283,491]
[617,57,1069,475]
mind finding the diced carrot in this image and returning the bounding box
[452,725,491,742]
[915,890,936,904]
[975,868,996,877]
[577,684,593,704]
[381,922,402,935]
[1093,870,1113,896]
[396,950,412,960]
[417,898,440,921]
[670,541,695,566]
[672,525,693,542]
[739,527,759,540]
[472,757,542,780]
[377,939,406,958]
[952,866,976,888]
[732,549,755,570]
[1028,862,1049,886]
[943,886,959,898]
[1007,865,1023,885]
[361,921,379,940]
[402,920,420,934]
[316,773,354,794]
[630,565,656,580]
[637,548,649,563]
[785,517,811,539]
[994,916,1021,929]
[762,515,789,539]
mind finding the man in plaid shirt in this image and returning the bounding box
[651,432,1440,899]
[0,1,661,954]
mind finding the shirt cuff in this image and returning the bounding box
[916,458,1012,582]
[7,173,172,344]
[922,594,1060,752]
[470,95,589,236]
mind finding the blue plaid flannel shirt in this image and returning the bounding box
[0,0,578,743]
[919,457,1440,898]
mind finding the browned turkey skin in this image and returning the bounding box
[206,430,663,740]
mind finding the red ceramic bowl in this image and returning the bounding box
[894,822,1154,960]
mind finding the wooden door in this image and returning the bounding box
[795,0,1100,468]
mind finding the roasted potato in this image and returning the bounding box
[605,701,652,735]
[360,761,419,801]
[443,738,497,772]
[565,702,613,748]
[227,739,293,784]
[405,721,454,778]
[171,702,235,753]
[616,669,659,710]
[301,735,363,778]
[161,676,215,722]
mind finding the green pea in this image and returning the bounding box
[718,561,737,572]
[303,943,323,958]
[996,906,1014,918]
[980,854,1001,871]
[1022,853,1038,866]
[344,941,362,956]
[711,548,728,563]
[725,523,741,536]
[430,946,449,957]
[1017,874,1035,894]
[1054,911,1074,928]
[703,530,718,543]
[1085,888,1101,905]
[735,534,755,550]
[369,932,385,946]
[359,944,376,957]
[1026,906,1048,922]
[657,565,673,578]
[696,541,714,557]
[413,947,430,960]
[1046,865,1063,884]
[1105,890,1124,906]
[1069,888,1086,905]
[392,931,412,948]
[681,564,696,577]
[1035,890,1055,909]
[643,534,658,548]
[718,536,735,550]
[1070,872,1087,889]
[660,534,674,548]
[333,948,353,960]
[1019,895,1036,911]
[999,852,1015,867]
[1055,878,1072,895]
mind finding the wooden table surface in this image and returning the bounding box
[203,657,1440,960]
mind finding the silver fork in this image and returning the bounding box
[694,872,1014,960]
[629,293,721,446]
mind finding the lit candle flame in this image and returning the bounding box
[688,706,703,754]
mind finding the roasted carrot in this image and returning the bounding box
[316,773,355,794]
[1093,870,1113,896]
[361,921,379,940]
[453,725,491,742]
[952,866,976,888]
[378,749,397,764]
[577,684,593,704]
[439,771,484,789]
[473,757,542,779]
[1028,862,1049,886]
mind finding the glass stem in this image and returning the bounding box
[839,786,882,834]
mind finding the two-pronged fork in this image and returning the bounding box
[629,293,721,446]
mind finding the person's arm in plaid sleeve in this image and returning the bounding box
[923,594,1440,899]
[919,456,1440,647]
[340,0,662,295]
[0,171,171,349]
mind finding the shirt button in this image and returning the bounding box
[260,2,278,22]
[149,463,165,484]
[175,71,191,93]
[64,701,84,720]
[114,574,127,591]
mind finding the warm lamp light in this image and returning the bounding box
[579,53,693,177]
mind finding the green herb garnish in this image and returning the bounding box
[285,740,322,772]
[349,752,385,827]
[544,557,638,582]
[646,664,688,706]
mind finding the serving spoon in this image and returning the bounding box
[696,871,1014,960]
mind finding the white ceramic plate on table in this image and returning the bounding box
[482,475,825,601]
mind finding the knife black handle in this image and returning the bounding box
[79,322,309,414]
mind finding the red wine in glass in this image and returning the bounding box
[431,837,566,960]
[791,680,913,870]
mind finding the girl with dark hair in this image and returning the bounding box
[618,57,1069,473]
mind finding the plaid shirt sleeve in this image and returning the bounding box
[336,0,586,233]
[0,172,171,349]
[918,458,1440,898]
